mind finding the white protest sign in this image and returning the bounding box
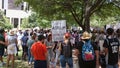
[51,20,66,42]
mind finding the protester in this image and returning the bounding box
[103,28,119,68]
[75,31,99,68]
[116,28,120,41]
[91,29,98,43]
[45,33,54,68]
[59,32,73,68]
[27,33,36,65]
[0,27,120,68]
[21,32,29,60]
[52,41,60,67]
[17,30,23,51]
[97,29,106,68]
[6,30,18,68]
[116,28,120,54]
[0,28,6,66]
[31,35,47,68]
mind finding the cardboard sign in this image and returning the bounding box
[51,20,66,41]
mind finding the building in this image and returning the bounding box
[0,0,31,29]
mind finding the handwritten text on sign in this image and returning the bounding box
[51,20,66,41]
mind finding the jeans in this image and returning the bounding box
[28,49,33,63]
[107,64,118,68]
[60,55,73,68]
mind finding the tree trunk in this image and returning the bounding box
[78,18,90,32]
[84,16,90,32]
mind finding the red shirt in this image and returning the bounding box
[31,41,47,60]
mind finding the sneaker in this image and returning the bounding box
[28,62,31,65]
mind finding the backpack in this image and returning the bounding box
[82,40,95,61]
[21,36,28,46]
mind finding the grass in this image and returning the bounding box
[0,46,61,68]
[0,49,33,68]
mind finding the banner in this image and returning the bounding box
[51,20,66,42]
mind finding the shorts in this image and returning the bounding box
[0,48,4,56]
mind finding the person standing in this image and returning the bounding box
[97,29,106,68]
[31,35,47,68]
[0,28,6,66]
[45,33,54,68]
[21,32,29,60]
[103,28,119,68]
[116,29,120,44]
[6,30,18,68]
[27,34,36,65]
[17,30,23,51]
[59,32,73,68]
[75,31,99,68]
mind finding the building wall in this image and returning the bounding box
[0,0,2,9]
[4,0,8,9]
[1,0,30,29]
[8,0,22,10]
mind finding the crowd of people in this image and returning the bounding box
[0,27,119,68]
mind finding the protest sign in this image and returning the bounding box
[51,20,66,41]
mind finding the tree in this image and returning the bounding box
[16,0,120,31]
[0,10,13,29]
[21,12,50,28]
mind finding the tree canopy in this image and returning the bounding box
[21,12,50,28]
[16,0,120,31]
[0,10,13,29]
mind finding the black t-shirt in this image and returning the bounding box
[76,41,98,62]
[103,38,119,65]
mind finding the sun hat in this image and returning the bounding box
[81,31,92,39]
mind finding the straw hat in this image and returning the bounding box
[81,31,92,39]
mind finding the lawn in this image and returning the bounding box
[1,49,32,68]
[1,47,61,68]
